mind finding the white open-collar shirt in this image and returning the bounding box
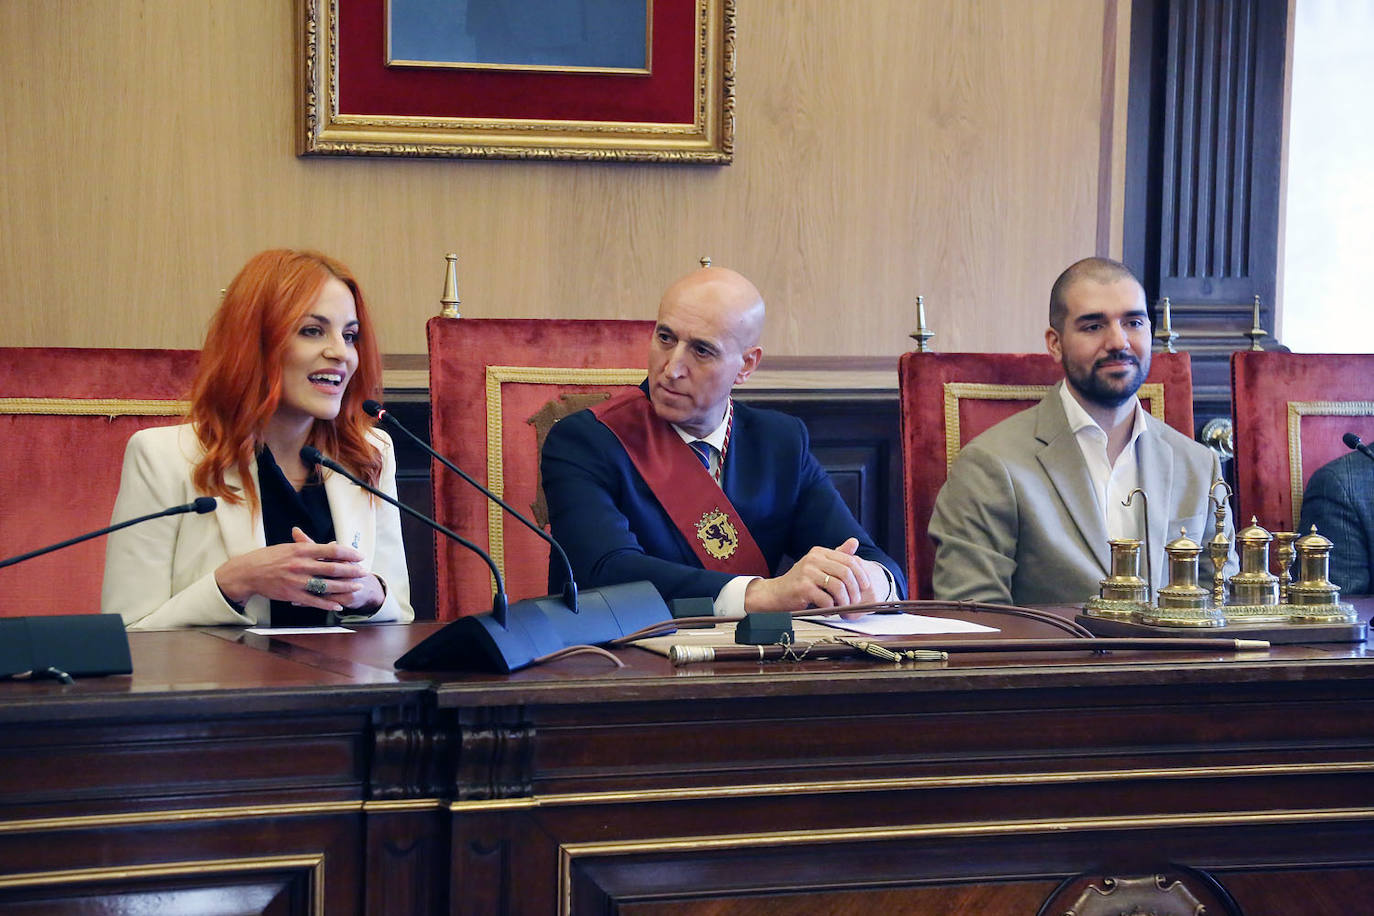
[1057,382,1148,544]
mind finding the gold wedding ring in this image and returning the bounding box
[822,574,831,588]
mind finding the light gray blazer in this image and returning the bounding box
[929,384,1237,606]
[101,423,413,629]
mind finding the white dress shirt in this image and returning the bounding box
[1057,382,1148,543]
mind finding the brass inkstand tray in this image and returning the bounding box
[1082,515,1365,645]
[1075,613,1366,645]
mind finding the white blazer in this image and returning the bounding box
[101,423,413,629]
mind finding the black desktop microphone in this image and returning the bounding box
[0,496,214,681]
[345,407,672,673]
[298,446,509,623]
[362,398,581,611]
[1343,432,1374,464]
[0,497,217,571]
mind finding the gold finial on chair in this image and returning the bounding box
[440,252,462,319]
[1246,295,1265,351]
[1154,296,1179,353]
[699,255,712,268]
[909,295,935,352]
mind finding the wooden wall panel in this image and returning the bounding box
[0,0,1116,358]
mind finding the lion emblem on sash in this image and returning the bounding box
[695,508,739,560]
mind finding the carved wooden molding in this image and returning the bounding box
[454,707,535,801]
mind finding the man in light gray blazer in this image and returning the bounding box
[929,258,1237,606]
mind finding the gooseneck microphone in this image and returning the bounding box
[347,407,671,673]
[0,497,217,571]
[1343,432,1374,464]
[362,398,582,611]
[299,446,509,623]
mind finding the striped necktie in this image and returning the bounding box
[689,440,714,470]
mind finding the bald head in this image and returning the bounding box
[1049,257,1143,332]
[647,266,766,437]
[658,266,766,350]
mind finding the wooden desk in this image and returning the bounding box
[4,610,1374,914]
[0,627,438,915]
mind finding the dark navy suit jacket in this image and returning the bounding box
[540,397,906,603]
[1299,451,1374,595]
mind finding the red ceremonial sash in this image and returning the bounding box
[592,390,770,576]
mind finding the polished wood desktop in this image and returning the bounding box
[4,607,1374,914]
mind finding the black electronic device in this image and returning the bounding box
[0,614,132,681]
[734,612,795,646]
[668,597,715,618]
[0,497,215,681]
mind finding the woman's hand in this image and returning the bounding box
[214,527,374,612]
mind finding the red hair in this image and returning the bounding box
[190,249,384,507]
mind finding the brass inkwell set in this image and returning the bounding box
[1078,483,1364,642]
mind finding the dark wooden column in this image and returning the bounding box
[1124,0,1289,435]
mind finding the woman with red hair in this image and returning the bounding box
[102,250,413,628]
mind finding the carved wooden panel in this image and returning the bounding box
[453,707,535,801]
[1124,0,1288,428]
[0,868,312,916]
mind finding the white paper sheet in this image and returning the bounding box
[802,613,998,636]
[245,626,354,635]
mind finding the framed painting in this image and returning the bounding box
[298,0,735,162]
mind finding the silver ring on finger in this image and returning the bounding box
[305,576,329,597]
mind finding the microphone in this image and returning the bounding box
[1343,432,1374,463]
[362,398,581,611]
[299,446,509,624]
[345,407,672,673]
[0,497,217,571]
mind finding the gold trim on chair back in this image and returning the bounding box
[1285,400,1374,530]
[482,366,645,592]
[0,398,190,417]
[942,382,1168,472]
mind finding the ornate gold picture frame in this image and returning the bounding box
[298,0,735,163]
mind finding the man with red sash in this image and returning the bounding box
[541,267,905,614]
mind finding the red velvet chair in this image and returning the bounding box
[426,317,654,619]
[1231,351,1374,531]
[0,347,199,616]
[898,351,1195,599]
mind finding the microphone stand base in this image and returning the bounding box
[395,580,670,673]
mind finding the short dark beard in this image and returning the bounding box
[1063,351,1148,409]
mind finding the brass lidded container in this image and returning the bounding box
[1230,518,1280,606]
[1143,529,1224,627]
[1225,516,1287,623]
[1288,526,1356,623]
[1084,538,1150,620]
